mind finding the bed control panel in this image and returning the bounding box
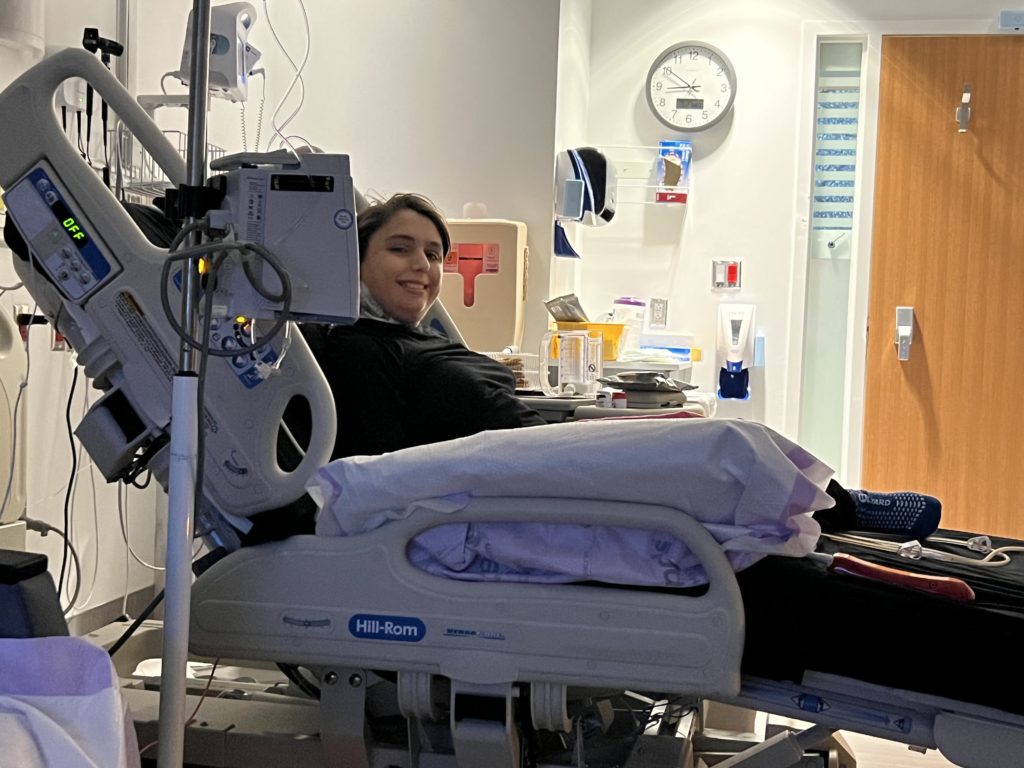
[3,162,120,303]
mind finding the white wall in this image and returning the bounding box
[550,0,592,299]
[0,0,163,625]
[580,0,1011,441]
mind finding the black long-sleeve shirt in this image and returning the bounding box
[304,320,544,459]
[244,319,543,542]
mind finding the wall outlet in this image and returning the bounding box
[998,10,1024,30]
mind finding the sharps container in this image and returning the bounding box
[611,297,647,356]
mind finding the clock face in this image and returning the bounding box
[645,41,737,132]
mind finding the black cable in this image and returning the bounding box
[85,84,94,163]
[76,111,85,158]
[130,469,153,489]
[58,367,80,598]
[190,257,219,545]
[61,105,67,133]
[108,588,164,658]
[276,663,320,700]
[24,518,83,615]
[101,98,110,188]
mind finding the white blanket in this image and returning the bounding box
[309,418,833,586]
[0,636,140,768]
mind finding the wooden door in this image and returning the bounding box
[863,36,1024,538]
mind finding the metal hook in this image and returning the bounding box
[956,83,972,133]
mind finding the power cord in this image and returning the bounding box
[0,303,30,521]
[822,531,1024,567]
[67,387,102,611]
[138,658,222,758]
[118,480,164,572]
[277,663,320,699]
[262,0,310,160]
[23,517,82,616]
[57,367,79,600]
[160,71,178,95]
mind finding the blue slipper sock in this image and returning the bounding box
[847,490,942,540]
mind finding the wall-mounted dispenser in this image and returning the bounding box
[717,303,755,400]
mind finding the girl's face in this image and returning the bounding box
[360,209,444,325]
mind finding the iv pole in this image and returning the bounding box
[157,0,211,764]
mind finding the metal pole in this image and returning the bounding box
[114,0,131,90]
[181,0,212,367]
[114,0,131,200]
[158,1,211,765]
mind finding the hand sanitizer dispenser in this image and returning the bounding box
[717,304,755,400]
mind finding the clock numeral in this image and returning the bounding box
[720,83,728,93]
[702,111,709,120]
[659,98,666,107]
[688,49,699,60]
[717,65,727,76]
[662,66,673,76]
[685,114,693,124]
[655,81,662,91]
[714,100,721,108]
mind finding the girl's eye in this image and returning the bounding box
[427,252,442,262]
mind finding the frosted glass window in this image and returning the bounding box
[798,41,864,472]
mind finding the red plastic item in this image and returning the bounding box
[827,553,976,603]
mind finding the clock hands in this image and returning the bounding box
[664,70,690,87]
[664,71,701,93]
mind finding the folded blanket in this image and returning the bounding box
[309,418,833,586]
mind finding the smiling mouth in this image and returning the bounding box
[399,281,428,293]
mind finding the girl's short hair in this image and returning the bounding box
[356,193,450,262]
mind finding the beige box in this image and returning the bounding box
[439,219,528,352]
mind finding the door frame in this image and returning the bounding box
[786,17,1000,486]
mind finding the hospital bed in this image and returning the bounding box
[182,425,1024,768]
[2,48,1023,768]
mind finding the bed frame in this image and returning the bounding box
[189,496,1024,767]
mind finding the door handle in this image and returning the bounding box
[895,306,914,361]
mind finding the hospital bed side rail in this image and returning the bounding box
[190,496,745,699]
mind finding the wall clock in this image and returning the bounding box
[645,41,737,132]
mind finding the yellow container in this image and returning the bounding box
[553,322,626,361]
